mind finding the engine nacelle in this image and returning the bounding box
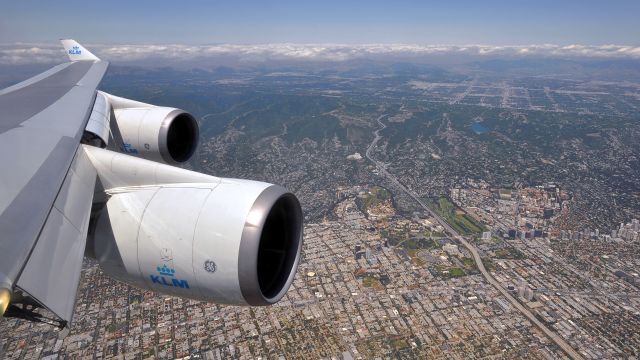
[103,93,199,165]
[85,146,303,306]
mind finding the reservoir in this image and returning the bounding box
[471,122,490,134]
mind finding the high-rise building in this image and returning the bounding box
[518,280,526,299]
[366,248,377,265]
[525,288,534,301]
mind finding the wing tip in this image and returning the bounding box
[60,39,100,62]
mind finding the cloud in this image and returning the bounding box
[1,43,639,65]
[0,44,64,64]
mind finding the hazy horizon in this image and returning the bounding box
[1,42,639,66]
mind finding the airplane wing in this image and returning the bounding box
[0,40,303,330]
[0,40,108,326]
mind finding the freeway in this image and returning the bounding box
[365,116,584,360]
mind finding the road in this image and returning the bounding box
[365,115,387,163]
[365,116,584,360]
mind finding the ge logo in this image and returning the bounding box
[144,143,150,150]
[204,260,217,273]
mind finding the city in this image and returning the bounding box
[2,61,640,356]
[2,180,638,358]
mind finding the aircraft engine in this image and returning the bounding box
[85,146,304,306]
[103,92,199,165]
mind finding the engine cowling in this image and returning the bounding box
[85,146,304,306]
[103,93,199,165]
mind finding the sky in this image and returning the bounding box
[1,0,639,45]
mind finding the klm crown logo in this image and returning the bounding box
[157,264,175,277]
[122,143,138,154]
[150,264,190,289]
[68,46,82,55]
